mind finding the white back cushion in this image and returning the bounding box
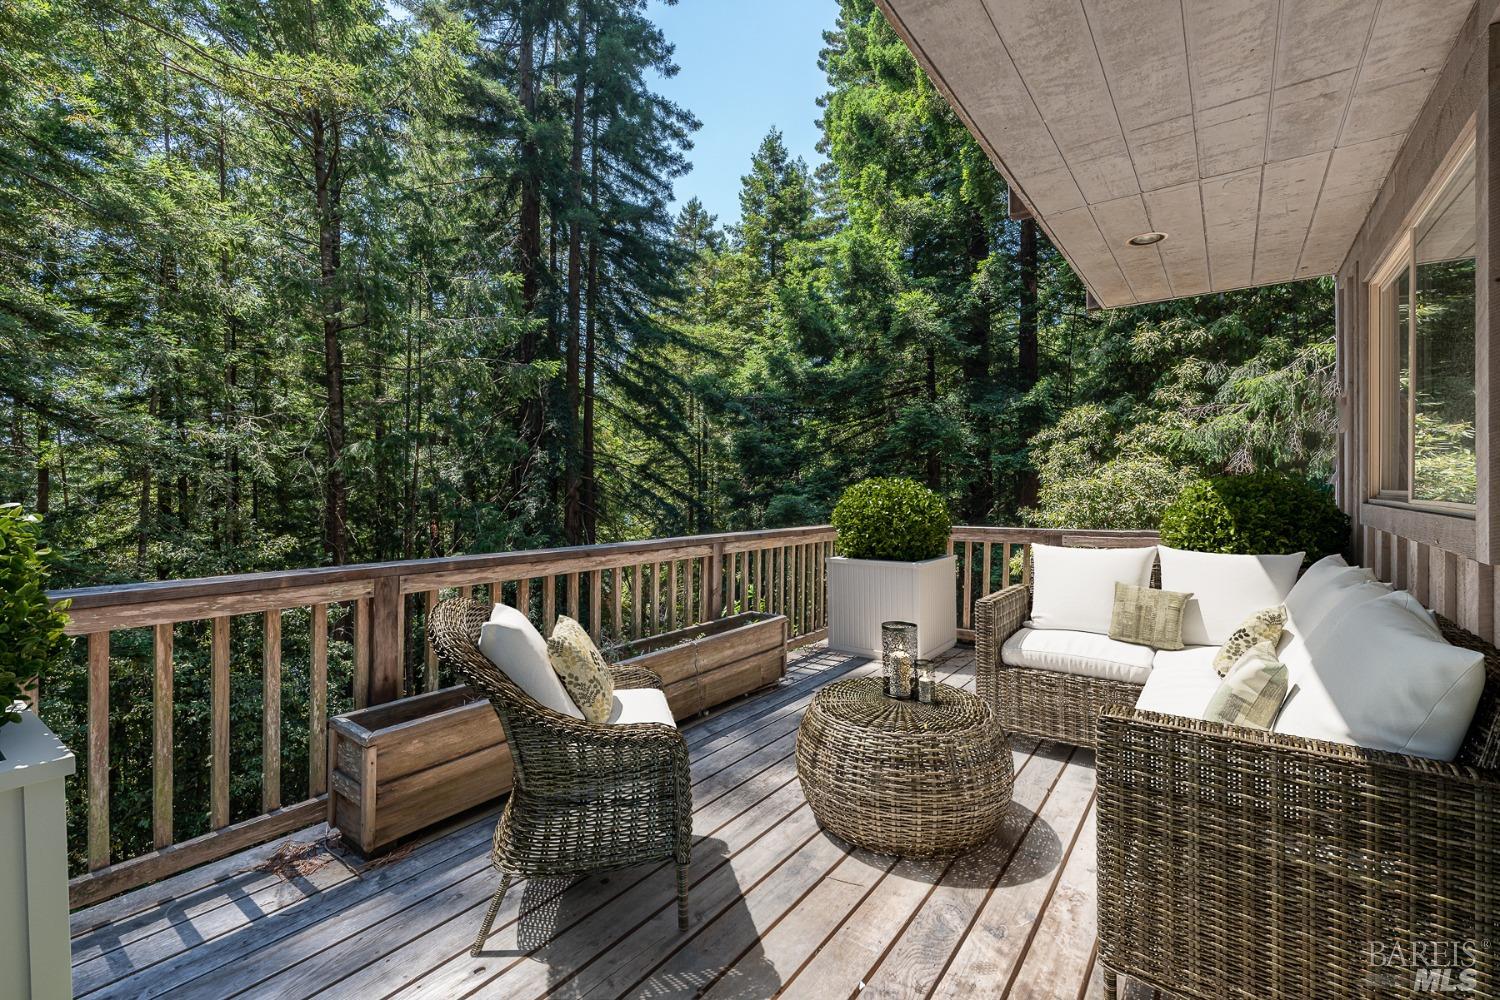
[1028,543,1156,635]
[1283,554,1378,636]
[1273,591,1485,761]
[1158,546,1303,645]
[478,603,583,719]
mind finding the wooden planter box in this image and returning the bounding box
[614,612,788,718]
[327,611,787,855]
[328,687,511,856]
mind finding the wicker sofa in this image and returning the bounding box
[975,548,1500,998]
[974,580,1143,747]
[1094,613,1500,1000]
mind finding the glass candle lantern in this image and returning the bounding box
[881,620,918,699]
[916,659,936,704]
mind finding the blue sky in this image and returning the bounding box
[647,0,840,230]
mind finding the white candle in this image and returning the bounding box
[890,650,913,699]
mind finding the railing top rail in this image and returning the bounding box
[50,524,838,611]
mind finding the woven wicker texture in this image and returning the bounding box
[1096,616,1500,1000]
[428,597,693,949]
[975,582,1143,747]
[795,677,1012,857]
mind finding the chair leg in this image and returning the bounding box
[471,873,512,957]
[1102,967,1118,1000]
[676,862,689,931]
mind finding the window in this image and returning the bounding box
[1370,137,1477,507]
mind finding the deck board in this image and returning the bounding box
[70,643,1105,1000]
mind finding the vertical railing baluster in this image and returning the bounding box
[567,572,580,621]
[153,622,173,850]
[669,560,679,631]
[612,567,623,640]
[589,569,602,639]
[517,577,531,620]
[488,579,504,607]
[211,616,230,830]
[982,542,993,597]
[87,631,110,871]
[354,596,370,709]
[1003,543,1014,587]
[424,589,439,692]
[263,609,282,813]
[543,574,557,634]
[310,603,328,797]
[963,541,974,629]
[632,564,643,638]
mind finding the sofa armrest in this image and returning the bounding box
[1095,707,1500,998]
[973,583,1029,701]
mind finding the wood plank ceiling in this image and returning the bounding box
[875,0,1477,307]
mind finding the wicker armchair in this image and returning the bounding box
[428,598,693,957]
[1095,615,1500,1000]
[974,582,1145,747]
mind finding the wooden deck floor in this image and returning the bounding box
[70,643,1120,1000]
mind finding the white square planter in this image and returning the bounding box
[827,555,957,659]
[0,707,76,1000]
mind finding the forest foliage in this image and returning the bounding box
[2,0,1339,869]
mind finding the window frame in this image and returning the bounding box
[1366,127,1478,514]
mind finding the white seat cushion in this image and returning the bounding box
[478,604,583,719]
[607,687,677,728]
[1135,645,1223,718]
[1274,591,1485,761]
[1028,543,1157,635]
[1002,627,1155,685]
[1158,546,1303,646]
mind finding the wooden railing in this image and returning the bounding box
[44,521,1153,908]
[47,525,835,908]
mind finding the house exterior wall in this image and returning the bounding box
[1337,1,1500,639]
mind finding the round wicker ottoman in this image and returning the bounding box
[795,676,1012,857]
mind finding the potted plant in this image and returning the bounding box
[0,504,74,999]
[827,478,956,659]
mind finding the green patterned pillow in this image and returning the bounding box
[1205,641,1288,729]
[546,615,615,723]
[1109,583,1191,651]
[1213,605,1287,675]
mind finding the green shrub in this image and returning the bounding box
[832,478,951,562]
[1158,472,1350,565]
[0,505,69,729]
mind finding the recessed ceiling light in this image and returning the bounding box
[1128,231,1167,246]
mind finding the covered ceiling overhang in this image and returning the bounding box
[875,0,1477,307]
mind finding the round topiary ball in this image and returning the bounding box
[832,478,952,562]
[1158,472,1350,566]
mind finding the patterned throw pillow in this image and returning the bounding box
[1109,583,1191,651]
[1213,605,1287,675]
[546,615,615,723]
[1205,641,1288,729]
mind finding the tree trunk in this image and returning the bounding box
[218,124,240,555]
[963,210,992,522]
[1017,217,1040,509]
[515,7,545,494]
[925,345,940,489]
[582,101,600,544]
[563,6,587,544]
[311,107,348,565]
[35,417,48,517]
